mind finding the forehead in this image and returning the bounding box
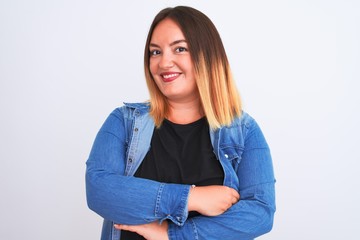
[150,18,186,43]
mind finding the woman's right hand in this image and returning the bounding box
[187,185,240,216]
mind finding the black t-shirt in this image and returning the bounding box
[121,117,224,239]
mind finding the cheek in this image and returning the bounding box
[183,59,195,76]
[149,59,157,75]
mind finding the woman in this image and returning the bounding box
[86,6,275,240]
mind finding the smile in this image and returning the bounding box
[161,72,180,82]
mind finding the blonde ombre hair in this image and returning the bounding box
[144,6,241,129]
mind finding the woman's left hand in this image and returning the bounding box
[114,221,169,240]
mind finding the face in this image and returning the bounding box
[149,18,198,103]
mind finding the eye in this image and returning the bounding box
[175,47,187,53]
[150,49,161,56]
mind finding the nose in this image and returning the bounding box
[158,51,174,69]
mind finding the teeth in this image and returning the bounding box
[163,73,178,79]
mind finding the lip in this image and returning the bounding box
[160,72,181,82]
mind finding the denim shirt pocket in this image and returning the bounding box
[219,144,244,173]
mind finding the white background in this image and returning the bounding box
[1,0,359,239]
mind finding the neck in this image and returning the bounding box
[166,98,204,124]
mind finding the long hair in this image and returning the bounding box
[144,6,241,129]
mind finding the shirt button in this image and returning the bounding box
[129,158,133,163]
[134,128,138,132]
[224,154,229,158]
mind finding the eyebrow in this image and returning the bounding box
[149,39,187,48]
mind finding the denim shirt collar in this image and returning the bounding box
[122,102,242,189]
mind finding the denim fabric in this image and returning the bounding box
[86,102,276,240]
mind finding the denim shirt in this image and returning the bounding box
[86,102,276,240]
